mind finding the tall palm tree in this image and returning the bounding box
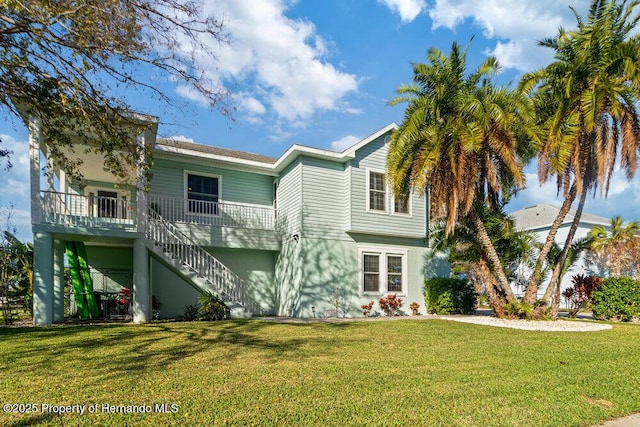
[588,216,640,276]
[520,0,640,305]
[388,41,537,309]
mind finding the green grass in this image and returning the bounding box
[1,319,639,426]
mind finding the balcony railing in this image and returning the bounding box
[148,195,276,231]
[40,192,277,232]
[40,191,136,228]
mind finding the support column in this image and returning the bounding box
[133,238,150,323]
[136,133,148,234]
[53,240,65,323]
[33,232,53,326]
[29,116,42,225]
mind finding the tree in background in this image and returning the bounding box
[587,216,640,278]
[387,41,537,317]
[519,0,640,306]
[0,231,33,323]
[0,1,230,180]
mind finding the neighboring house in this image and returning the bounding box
[26,115,448,325]
[509,203,611,302]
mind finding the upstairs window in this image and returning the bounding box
[368,171,387,212]
[187,173,219,215]
[394,193,410,215]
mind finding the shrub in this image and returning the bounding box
[379,294,404,316]
[182,304,199,321]
[425,278,477,314]
[591,277,640,322]
[198,292,228,321]
[409,301,420,315]
[151,296,163,320]
[504,301,533,319]
[562,275,603,318]
[361,301,374,317]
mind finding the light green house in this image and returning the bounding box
[27,116,448,325]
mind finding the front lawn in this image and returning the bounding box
[0,319,638,426]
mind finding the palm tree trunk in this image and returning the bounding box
[524,184,577,305]
[477,258,507,318]
[543,186,587,303]
[469,209,516,302]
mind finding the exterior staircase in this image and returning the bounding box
[146,211,252,318]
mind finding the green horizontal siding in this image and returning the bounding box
[149,158,273,206]
[349,133,427,238]
[276,160,302,234]
[299,156,347,239]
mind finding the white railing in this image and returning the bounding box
[147,211,251,312]
[41,191,136,228]
[148,195,276,231]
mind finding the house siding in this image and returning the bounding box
[349,135,427,238]
[299,156,348,239]
[276,159,303,235]
[149,157,273,206]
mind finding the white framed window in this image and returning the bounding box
[359,246,408,295]
[366,169,387,213]
[184,171,221,215]
[393,192,411,215]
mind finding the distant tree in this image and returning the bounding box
[587,216,640,278]
[0,1,230,180]
[387,41,537,316]
[519,0,640,305]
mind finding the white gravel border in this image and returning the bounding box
[439,315,612,331]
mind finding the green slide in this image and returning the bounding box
[74,242,99,319]
[64,241,99,319]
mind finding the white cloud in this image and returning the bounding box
[167,135,195,143]
[429,0,589,72]
[174,0,358,124]
[0,134,32,242]
[378,0,426,23]
[330,135,360,152]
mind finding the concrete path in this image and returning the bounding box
[598,413,640,427]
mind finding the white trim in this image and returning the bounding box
[184,170,222,217]
[366,168,388,214]
[342,123,398,156]
[358,245,408,296]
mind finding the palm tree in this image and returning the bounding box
[520,0,640,305]
[588,216,640,276]
[429,202,539,316]
[388,41,537,312]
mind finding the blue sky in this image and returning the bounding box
[2,0,640,242]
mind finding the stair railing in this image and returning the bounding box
[146,210,250,311]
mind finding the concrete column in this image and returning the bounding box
[133,238,150,323]
[29,116,42,224]
[53,240,65,323]
[33,232,53,325]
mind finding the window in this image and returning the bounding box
[363,254,380,292]
[394,193,410,215]
[387,255,403,292]
[187,173,219,215]
[360,247,407,294]
[368,171,386,212]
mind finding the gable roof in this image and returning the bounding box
[153,123,398,174]
[509,203,611,231]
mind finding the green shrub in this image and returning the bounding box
[182,304,199,321]
[591,277,640,322]
[425,278,477,314]
[504,301,533,319]
[198,292,228,321]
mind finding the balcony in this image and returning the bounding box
[40,191,136,230]
[148,195,276,231]
[39,192,277,233]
